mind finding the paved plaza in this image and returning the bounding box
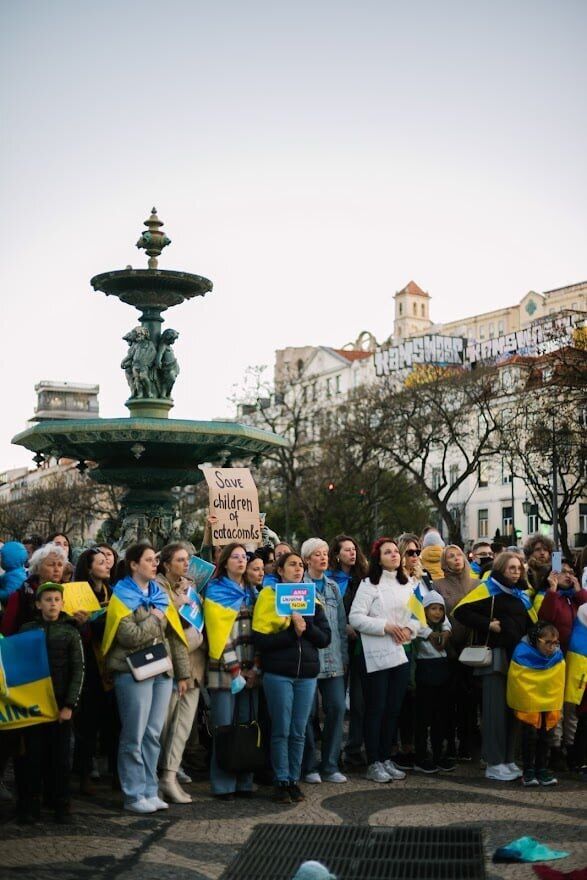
[0,764,585,880]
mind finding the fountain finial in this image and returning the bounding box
[136,207,171,269]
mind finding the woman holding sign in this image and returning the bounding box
[156,543,205,804]
[203,542,260,800]
[253,552,331,804]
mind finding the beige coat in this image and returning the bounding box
[156,573,206,689]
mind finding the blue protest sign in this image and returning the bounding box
[188,556,215,594]
[179,587,205,632]
[275,583,316,617]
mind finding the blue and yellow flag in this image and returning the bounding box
[102,577,186,656]
[0,630,59,730]
[204,577,255,660]
[409,588,427,627]
[507,640,565,713]
[252,586,291,634]
[454,576,537,623]
[564,611,587,705]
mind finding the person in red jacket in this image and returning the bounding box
[537,559,587,769]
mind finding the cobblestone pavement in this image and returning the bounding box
[0,764,585,880]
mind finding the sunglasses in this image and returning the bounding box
[405,549,420,557]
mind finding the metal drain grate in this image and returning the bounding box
[220,824,485,880]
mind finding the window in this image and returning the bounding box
[478,463,489,487]
[413,303,418,316]
[527,504,539,534]
[432,468,442,491]
[335,375,341,394]
[489,323,495,338]
[311,382,317,402]
[399,302,403,316]
[302,385,307,404]
[502,506,513,535]
[580,503,587,533]
[478,509,489,538]
[571,302,578,311]
[421,304,425,317]
[479,325,485,340]
[449,464,459,486]
[498,320,505,334]
[326,377,331,398]
[501,459,512,484]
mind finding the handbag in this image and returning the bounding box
[214,691,265,774]
[126,641,173,681]
[458,596,494,668]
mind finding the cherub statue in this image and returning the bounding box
[121,327,139,395]
[155,328,180,398]
[130,326,157,398]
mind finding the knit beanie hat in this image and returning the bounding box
[423,589,446,609]
[422,530,445,549]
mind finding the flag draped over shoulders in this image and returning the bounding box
[252,585,291,634]
[102,576,186,656]
[507,640,565,714]
[0,630,59,730]
[203,576,255,660]
[454,576,537,622]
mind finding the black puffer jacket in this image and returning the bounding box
[254,603,331,679]
[20,613,85,709]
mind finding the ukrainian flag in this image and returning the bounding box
[564,614,587,706]
[0,630,59,730]
[204,577,255,660]
[409,587,427,627]
[252,586,290,634]
[102,579,186,657]
[454,577,537,623]
[507,640,565,713]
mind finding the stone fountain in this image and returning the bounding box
[13,209,287,549]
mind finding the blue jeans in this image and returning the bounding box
[263,673,317,783]
[114,672,173,805]
[209,688,258,795]
[303,676,346,776]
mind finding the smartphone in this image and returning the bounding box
[551,551,562,574]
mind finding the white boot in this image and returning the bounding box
[158,770,192,804]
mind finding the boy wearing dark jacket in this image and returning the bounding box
[18,582,84,823]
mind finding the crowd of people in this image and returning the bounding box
[0,525,586,824]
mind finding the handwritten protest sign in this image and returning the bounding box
[63,582,102,615]
[201,467,261,547]
[275,583,316,617]
[179,587,205,632]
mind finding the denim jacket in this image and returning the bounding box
[304,574,348,678]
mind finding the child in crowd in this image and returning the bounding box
[413,591,454,773]
[18,582,85,823]
[507,621,565,787]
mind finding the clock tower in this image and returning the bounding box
[393,281,432,340]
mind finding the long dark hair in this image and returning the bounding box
[123,542,155,578]
[368,537,408,586]
[275,551,305,582]
[328,534,368,579]
[74,548,110,601]
[214,542,248,581]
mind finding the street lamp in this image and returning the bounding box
[522,496,531,517]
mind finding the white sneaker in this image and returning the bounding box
[303,772,322,784]
[177,766,192,784]
[148,796,169,810]
[125,797,157,813]
[485,763,518,782]
[506,763,522,779]
[323,772,348,783]
[366,762,392,783]
[383,760,407,780]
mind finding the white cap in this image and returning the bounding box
[423,590,446,609]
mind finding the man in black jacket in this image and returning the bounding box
[18,582,84,823]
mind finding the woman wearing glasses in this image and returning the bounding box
[203,542,260,800]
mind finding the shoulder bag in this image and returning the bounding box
[125,620,172,681]
[214,691,265,774]
[458,595,494,668]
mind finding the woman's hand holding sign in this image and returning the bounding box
[292,613,306,636]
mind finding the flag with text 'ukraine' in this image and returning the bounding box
[0,631,59,729]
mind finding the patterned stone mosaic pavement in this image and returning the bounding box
[0,765,585,880]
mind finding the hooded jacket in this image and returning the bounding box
[0,542,28,604]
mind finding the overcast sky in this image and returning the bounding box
[2,0,586,469]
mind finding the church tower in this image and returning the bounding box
[393,281,432,340]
